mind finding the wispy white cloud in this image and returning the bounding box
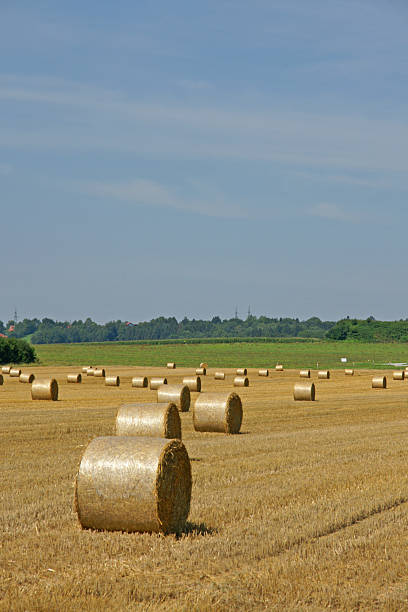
[307,203,358,222]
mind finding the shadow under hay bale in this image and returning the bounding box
[236,368,247,376]
[234,376,249,387]
[157,384,190,413]
[132,376,148,388]
[193,391,243,434]
[0,374,3,386]
[9,368,21,377]
[105,375,120,387]
[19,372,35,383]
[293,382,315,401]
[150,377,167,390]
[372,376,386,389]
[31,378,58,401]
[74,436,191,534]
[299,369,311,378]
[258,369,269,377]
[67,373,82,383]
[214,372,225,380]
[116,402,181,439]
[318,370,330,379]
[182,376,201,392]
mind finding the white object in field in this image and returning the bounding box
[341,357,347,363]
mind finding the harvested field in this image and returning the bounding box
[2,364,408,610]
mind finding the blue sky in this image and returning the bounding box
[1,1,407,323]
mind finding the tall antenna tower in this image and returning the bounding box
[247,305,251,318]
[234,305,238,319]
[13,307,18,324]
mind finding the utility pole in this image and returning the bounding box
[234,306,238,319]
[247,305,251,319]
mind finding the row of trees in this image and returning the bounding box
[326,317,408,342]
[0,338,36,364]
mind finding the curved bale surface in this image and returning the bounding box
[345,369,354,376]
[275,364,284,371]
[299,369,311,378]
[193,392,243,434]
[1,366,10,374]
[393,371,405,380]
[166,362,176,369]
[116,403,181,439]
[157,384,190,413]
[9,368,21,377]
[74,436,191,534]
[199,362,208,368]
[86,368,95,376]
[182,376,201,392]
[19,372,35,383]
[214,372,225,380]
[31,378,58,401]
[132,376,148,388]
[105,375,120,387]
[0,374,3,385]
[234,376,249,387]
[82,366,91,373]
[372,376,387,389]
[150,377,167,390]
[94,368,106,377]
[195,367,206,376]
[294,382,315,401]
[236,368,247,376]
[318,370,330,379]
[67,373,82,383]
[258,369,269,377]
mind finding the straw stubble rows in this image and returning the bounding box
[1,365,408,610]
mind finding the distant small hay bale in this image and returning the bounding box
[1,366,10,374]
[82,366,91,373]
[318,370,330,379]
[293,382,315,401]
[195,367,206,376]
[234,376,249,387]
[67,373,82,383]
[393,371,405,380]
[94,368,106,377]
[193,391,243,434]
[299,369,311,378]
[345,369,354,376]
[74,436,191,534]
[150,377,167,390]
[9,368,21,377]
[0,374,3,385]
[132,376,148,388]
[31,378,58,401]
[167,362,176,369]
[105,375,120,387]
[19,372,35,383]
[199,362,208,368]
[236,368,247,375]
[86,368,95,376]
[116,403,181,439]
[182,376,201,392]
[275,364,284,371]
[372,376,386,389]
[214,372,225,380]
[258,369,269,377]
[157,384,190,413]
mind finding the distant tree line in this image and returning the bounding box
[0,337,36,364]
[326,317,408,342]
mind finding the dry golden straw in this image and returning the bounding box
[318,370,330,379]
[234,376,249,387]
[150,377,167,390]
[195,367,206,376]
[94,368,106,377]
[393,371,405,380]
[275,364,284,371]
[67,373,82,383]
[9,368,21,377]
[293,382,315,401]
[299,369,311,378]
[116,403,181,439]
[166,362,176,369]
[86,368,95,376]
[157,384,190,413]
[345,369,354,376]
[193,391,243,434]
[236,368,247,375]
[214,372,225,380]
[19,372,35,383]
[31,378,58,401]
[258,369,269,377]
[105,375,120,387]
[132,376,148,388]
[372,376,387,389]
[182,376,201,392]
[1,366,10,374]
[74,436,191,534]
[199,362,208,368]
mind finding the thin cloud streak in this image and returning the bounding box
[307,203,359,222]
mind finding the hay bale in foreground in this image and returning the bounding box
[299,369,311,378]
[166,362,176,369]
[0,374,3,385]
[150,377,167,390]
[182,376,201,392]
[105,375,120,387]
[275,364,284,371]
[19,372,35,383]
[157,384,190,413]
[9,368,21,377]
[67,373,82,383]
[393,371,405,380]
[199,362,208,368]
[94,368,106,377]
[214,372,225,380]
[31,378,58,401]
[234,376,249,387]
[318,370,330,379]
[195,367,206,376]
[86,368,95,376]
[293,382,315,401]
[132,376,148,388]
[236,368,247,376]
[193,392,243,434]
[74,436,191,534]
[1,366,10,374]
[345,369,354,376]
[372,376,386,389]
[116,403,181,439]
[258,369,269,377]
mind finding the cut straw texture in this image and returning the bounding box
[74,436,191,534]
[150,377,167,390]
[214,372,225,380]
[236,368,247,375]
[275,364,284,371]
[1,366,10,374]
[94,368,106,377]
[132,376,148,388]
[234,376,249,387]
[105,375,120,387]
[31,378,58,401]
[293,382,315,401]
[393,371,405,380]
[116,403,181,439]
[345,369,354,376]
[9,368,21,377]
[67,373,82,383]
[19,372,35,383]
[372,376,387,389]
[157,384,190,413]
[193,391,243,434]
[166,362,176,369]
[299,369,311,378]
[318,370,330,379]
[182,376,201,392]
[195,367,206,376]
[258,369,269,377]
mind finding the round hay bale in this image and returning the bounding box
[67,373,82,383]
[345,369,354,376]
[105,375,120,387]
[9,368,21,377]
[199,362,208,368]
[182,376,201,392]
[166,362,176,369]
[150,377,167,390]
[293,382,315,401]
[299,369,311,378]
[94,368,106,377]
[318,370,330,379]
[86,368,95,376]
[193,392,243,434]
[74,436,191,534]
[236,368,247,375]
[157,384,190,413]
[195,367,206,376]
[275,364,284,371]
[1,366,10,374]
[258,369,269,377]
[0,374,3,385]
[82,366,91,373]
[19,372,35,383]
[116,403,181,439]
[393,371,405,380]
[234,376,249,387]
[372,376,387,389]
[31,378,58,401]
[214,372,225,380]
[132,376,148,388]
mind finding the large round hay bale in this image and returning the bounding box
[299,369,311,378]
[393,371,405,380]
[275,364,284,371]
[199,362,208,368]
[195,367,206,376]
[166,362,176,369]
[293,382,315,401]
[1,366,10,374]
[105,375,120,387]
[258,369,269,377]
[116,403,181,439]
[31,378,58,401]
[318,370,330,379]
[86,368,95,376]
[193,392,243,434]
[94,368,106,377]
[214,372,225,380]
[372,376,386,389]
[19,372,35,383]
[132,376,148,388]
[0,374,3,385]
[9,368,21,377]
[236,368,247,375]
[345,369,354,376]
[157,384,190,413]
[82,366,91,373]
[150,377,167,390]
[67,373,82,383]
[182,376,201,392]
[234,376,249,387]
[74,436,191,534]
